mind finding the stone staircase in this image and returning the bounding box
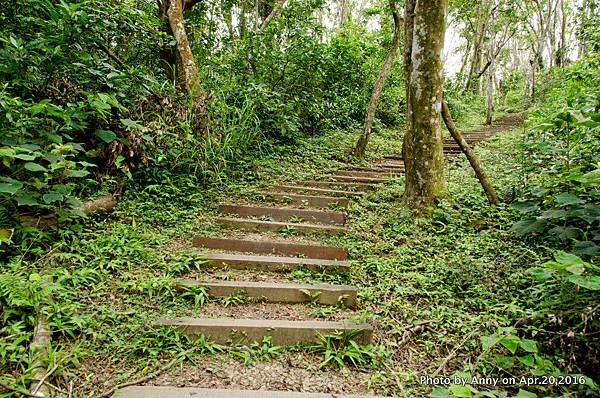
[112,131,493,397]
[113,158,402,398]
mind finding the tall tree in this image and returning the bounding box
[402,0,448,209]
[464,3,491,93]
[338,0,350,27]
[353,0,402,158]
[158,0,210,128]
[485,1,496,125]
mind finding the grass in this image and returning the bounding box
[1,118,597,397]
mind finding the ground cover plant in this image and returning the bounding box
[1,0,599,397]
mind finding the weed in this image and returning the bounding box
[311,330,387,369]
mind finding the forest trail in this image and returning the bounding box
[109,115,520,398]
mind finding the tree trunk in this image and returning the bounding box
[159,0,210,129]
[458,39,472,80]
[239,0,248,37]
[338,0,349,27]
[465,5,488,93]
[166,0,200,94]
[353,0,402,158]
[261,0,287,30]
[523,60,532,109]
[485,3,496,126]
[557,0,567,66]
[402,0,448,210]
[222,0,235,42]
[442,101,499,205]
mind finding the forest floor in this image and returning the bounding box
[23,112,568,398]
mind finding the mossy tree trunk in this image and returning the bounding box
[158,0,210,130]
[338,0,349,27]
[352,0,402,158]
[402,0,448,210]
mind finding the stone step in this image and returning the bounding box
[383,155,403,161]
[375,160,404,168]
[218,204,345,226]
[176,279,357,308]
[346,166,404,173]
[153,318,373,345]
[260,192,350,209]
[334,170,400,178]
[192,237,348,260]
[197,253,350,272]
[298,181,374,191]
[273,185,364,197]
[330,175,387,184]
[214,217,347,235]
[113,386,389,398]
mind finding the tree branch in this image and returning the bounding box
[441,100,500,205]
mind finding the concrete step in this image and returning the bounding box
[214,217,347,235]
[176,279,357,308]
[298,181,374,191]
[260,192,350,209]
[113,386,389,398]
[153,318,373,345]
[197,253,350,272]
[330,175,387,184]
[192,237,348,260]
[334,170,400,178]
[218,204,345,226]
[273,185,364,197]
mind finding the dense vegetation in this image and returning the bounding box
[1,0,598,397]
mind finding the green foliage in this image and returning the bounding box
[310,330,387,369]
[529,251,600,291]
[230,336,282,365]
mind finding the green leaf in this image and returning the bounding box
[568,275,600,290]
[511,218,547,235]
[572,241,600,257]
[515,389,537,398]
[548,226,581,240]
[42,193,64,203]
[65,169,90,178]
[120,118,144,130]
[565,263,585,275]
[517,354,535,367]
[95,129,118,143]
[574,169,600,186]
[448,384,474,397]
[481,335,500,350]
[16,193,40,206]
[500,334,520,354]
[554,193,583,205]
[48,134,63,143]
[554,251,583,266]
[0,180,23,195]
[576,205,600,224]
[528,267,554,281]
[14,154,36,161]
[494,355,514,368]
[511,200,539,213]
[519,339,538,353]
[540,209,567,219]
[0,147,16,158]
[24,162,48,172]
